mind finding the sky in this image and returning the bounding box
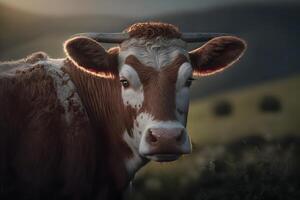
[0,0,297,17]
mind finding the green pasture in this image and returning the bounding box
[128,75,300,200]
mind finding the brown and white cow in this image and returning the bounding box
[0,22,246,199]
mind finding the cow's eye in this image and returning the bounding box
[120,79,130,88]
[185,77,195,87]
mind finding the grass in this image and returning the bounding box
[129,136,300,200]
[126,75,300,200]
[188,74,300,145]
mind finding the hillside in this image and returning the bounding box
[188,74,300,145]
[127,75,300,200]
[1,2,300,98]
[141,74,300,173]
[0,3,130,59]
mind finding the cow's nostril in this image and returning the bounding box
[147,129,158,144]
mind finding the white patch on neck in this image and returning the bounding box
[119,64,144,109]
[119,37,189,69]
[123,131,147,178]
[123,112,156,176]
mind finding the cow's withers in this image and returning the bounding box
[64,22,246,175]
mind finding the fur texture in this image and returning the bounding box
[0,56,126,200]
[126,22,181,40]
[0,22,247,200]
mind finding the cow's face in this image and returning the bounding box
[118,38,193,163]
[64,35,246,171]
[118,36,246,164]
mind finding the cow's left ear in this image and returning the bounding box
[189,36,247,76]
[64,36,118,78]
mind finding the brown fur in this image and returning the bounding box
[189,36,247,75]
[0,57,129,200]
[124,55,188,121]
[0,62,89,199]
[64,37,114,75]
[63,53,135,185]
[64,37,136,154]
[124,105,138,137]
[126,22,181,40]
[0,22,246,200]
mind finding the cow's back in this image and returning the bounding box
[0,53,105,199]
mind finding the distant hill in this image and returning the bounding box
[0,3,131,58]
[150,3,300,98]
[188,74,300,145]
[133,75,300,200]
[1,2,300,98]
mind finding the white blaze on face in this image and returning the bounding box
[119,37,188,68]
[119,64,144,109]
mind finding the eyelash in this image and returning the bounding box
[185,77,195,87]
[120,79,130,88]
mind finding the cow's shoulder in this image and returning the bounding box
[0,53,90,131]
[41,57,90,125]
[0,54,98,196]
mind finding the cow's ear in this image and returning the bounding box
[189,36,246,76]
[64,36,118,78]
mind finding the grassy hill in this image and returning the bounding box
[0,3,130,59]
[140,74,300,172]
[1,2,300,98]
[126,74,296,176]
[188,74,300,145]
[128,75,300,200]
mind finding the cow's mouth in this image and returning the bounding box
[145,154,181,162]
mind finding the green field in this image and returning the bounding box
[127,75,300,200]
[188,74,300,145]
[140,74,300,173]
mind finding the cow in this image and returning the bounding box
[0,22,246,200]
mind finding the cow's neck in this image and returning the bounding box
[63,60,134,190]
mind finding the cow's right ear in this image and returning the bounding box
[64,36,118,78]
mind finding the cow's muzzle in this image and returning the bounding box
[139,127,192,162]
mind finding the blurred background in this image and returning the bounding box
[1,0,300,199]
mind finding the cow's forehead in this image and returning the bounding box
[118,37,189,70]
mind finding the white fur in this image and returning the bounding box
[176,88,190,125]
[123,112,152,175]
[175,62,193,125]
[119,64,144,109]
[41,58,85,124]
[137,112,191,156]
[123,131,147,177]
[119,37,189,69]
[124,112,192,175]
[176,62,193,89]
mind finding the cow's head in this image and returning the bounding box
[64,22,246,174]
